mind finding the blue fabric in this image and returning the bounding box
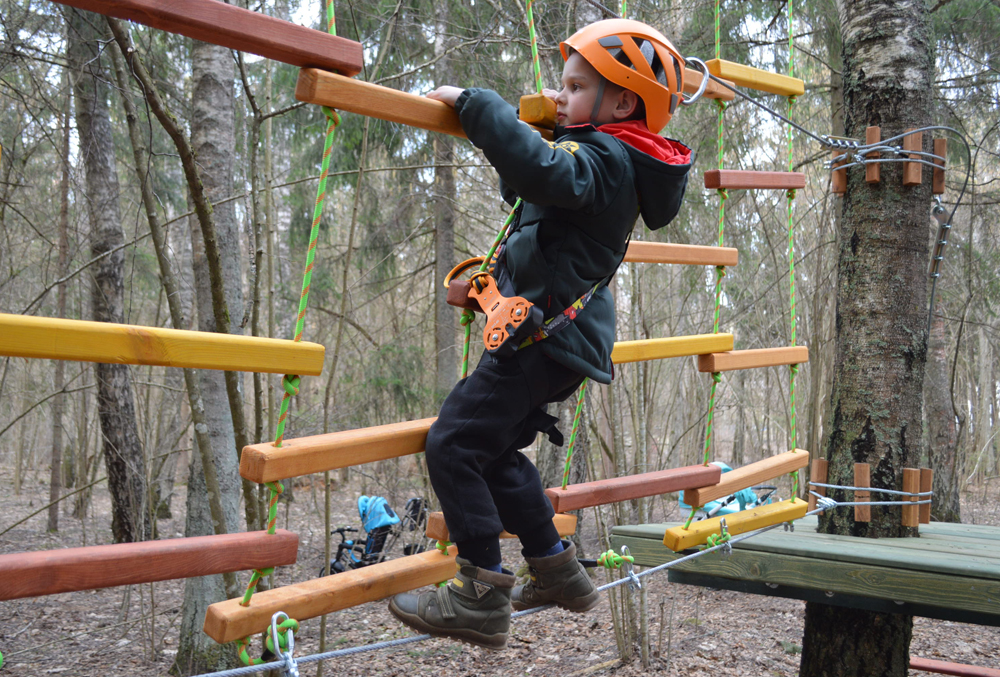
[357,495,400,532]
[534,540,565,558]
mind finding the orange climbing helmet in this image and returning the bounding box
[560,19,685,133]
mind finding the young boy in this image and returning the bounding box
[389,19,692,650]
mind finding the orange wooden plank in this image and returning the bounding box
[902,467,920,527]
[683,67,735,101]
[204,546,458,643]
[854,462,871,522]
[703,170,806,190]
[920,468,933,524]
[831,152,847,194]
[697,346,809,373]
[910,657,1000,677]
[519,93,556,128]
[52,0,362,75]
[425,512,577,542]
[545,464,721,513]
[807,458,828,512]
[0,531,298,600]
[683,450,810,507]
[933,138,947,194]
[623,241,738,267]
[866,126,881,184]
[903,129,923,187]
[241,418,435,483]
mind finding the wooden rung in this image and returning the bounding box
[910,657,1000,677]
[52,0,362,76]
[0,313,324,375]
[204,546,458,644]
[705,59,805,97]
[624,241,738,267]
[425,512,577,542]
[241,417,435,483]
[683,67,735,101]
[697,346,808,373]
[545,464,721,513]
[663,498,808,551]
[866,126,881,184]
[919,468,933,524]
[854,462,871,522]
[903,129,923,187]
[902,467,920,527]
[808,458,828,512]
[831,151,847,194]
[0,530,298,601]
[703,170,805,191]
[296,69,552,141]
[612,334,734,365]
[933,138,947,194]
[683,450,810,507]
[519,93,556,128]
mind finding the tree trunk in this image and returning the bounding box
[67,8,149,544]
[925,314,960,522]
[800,2,933,675]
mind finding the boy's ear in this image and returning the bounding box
[612,89,640,120]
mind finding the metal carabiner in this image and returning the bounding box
[620,545,641,591]
[718,518,733,557]
[932,196,949,226]
[269,611,299,677]
[680,57,710,106]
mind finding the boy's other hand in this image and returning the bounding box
[541,88,559,100]
[427,86,465,108]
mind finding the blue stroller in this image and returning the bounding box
[679,462,778,519]
[321,496,428,575]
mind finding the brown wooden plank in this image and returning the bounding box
[854,462,871,522]
[697,346,808,373]
[903,467,920,527]
[53,0,362,75]
[866,126,881,183]
[425,512,577,542]
[204,546,458,643]
[831,151,847,194]
[933,138,947,194]
[920,468,933,524]
[241,418,435,483]
[0,531,298,600]
[683,67,735,101]
[703,170,806,190]
[903,129,923,187]
[623,241,738,267]
[808,458,828,512]
[545,464,721,513]
[910,657,1000,677]
[684,450,810,507]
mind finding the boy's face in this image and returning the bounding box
[554,52,637,127]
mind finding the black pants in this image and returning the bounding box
[425,346,585,568]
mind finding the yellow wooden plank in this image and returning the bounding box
[240,417,435,483]
[683,450,810,507]
[611,334,734,364]
[519,93,556,128]
[663,498,808,551]
[697,346,809,372]
[425,512,577,542]
[203,546,458,644]
[706,59,804,97]
[0,313,324,375]
[623,241,738,267]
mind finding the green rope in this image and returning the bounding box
[619,0,627,18]
[701,372,722,464]
[682,505,699,530]
[714,0,722,60]
[786,0,799,453]
[265,618,300,655]
[702,531,731,549]
[525,1,543,94]
[597,549,634,569]
[561,379,588,489]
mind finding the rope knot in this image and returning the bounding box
[322,106,341,126]
[715,265,727,278]
[716,187,728,201]
[788,95,797,106]
[597,549,634,569]
[786,188,797,200]
[790,364,799,376]
[712,372,722,384]
[715,99,726,112]
[281,374,301,397]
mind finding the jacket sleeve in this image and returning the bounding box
[455,88,623,212]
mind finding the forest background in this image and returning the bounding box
[0,0,998,674]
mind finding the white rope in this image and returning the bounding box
[808,481,932,498]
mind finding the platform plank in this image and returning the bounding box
[425,512,577,542]
[697,346,809,373]
[0,313,324,375]
[682,450,809,507]
[545,464,721,513]
[611,334,734,364]
[0,531,298,600]
[705,59,805,97]
[623,241,738,267]
[53,0,362,75]
[204,546,457,643]
[703,170,806,191]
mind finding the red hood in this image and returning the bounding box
[595,120,691,165]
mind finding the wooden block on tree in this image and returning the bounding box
[545,464,722,513]
[854,462,871,523]
[902,467,920,527]
[866,126,881,183]
[684,450,810,507]
[807,458,828,512]
[831,151,847,194]
[623,241,738,267]
[703,170,806,191]
[296,69,553,141]
[0,313,324,375]
[241,418,436,483]
[204,546,458,644]
[903,129,923,187]
[920,468,933,524]
[611,334,734,365]
[519,93,556,128]
[697,346,809,373]
[425,512,577,542]
[52,0,362,75]
[705,59,805,97]
[0,531,298,601]
[909,657,1000,677]
[933,138,947,194]
[683,67,735,101]
[662,498,808,551]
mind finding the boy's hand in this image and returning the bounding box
[427,86,465,108]
[541,88,559,100]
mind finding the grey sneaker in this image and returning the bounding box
[511,540,599,612]
[388,557,515,650]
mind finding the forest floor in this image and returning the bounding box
[1,460,998,677]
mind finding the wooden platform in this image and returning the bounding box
[545,464,722,513]
[0,313,325,375]
[0,531,298,600]
[611,517,1000,627]
[623,241,738,267]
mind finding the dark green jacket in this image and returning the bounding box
[455,88,691,384]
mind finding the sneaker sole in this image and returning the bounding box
[388,599,508,651]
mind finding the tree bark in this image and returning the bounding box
[925,314,961,522]
[800,1,933,675]
[67,8,149,544]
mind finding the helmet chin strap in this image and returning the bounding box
[589,76,608,125]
